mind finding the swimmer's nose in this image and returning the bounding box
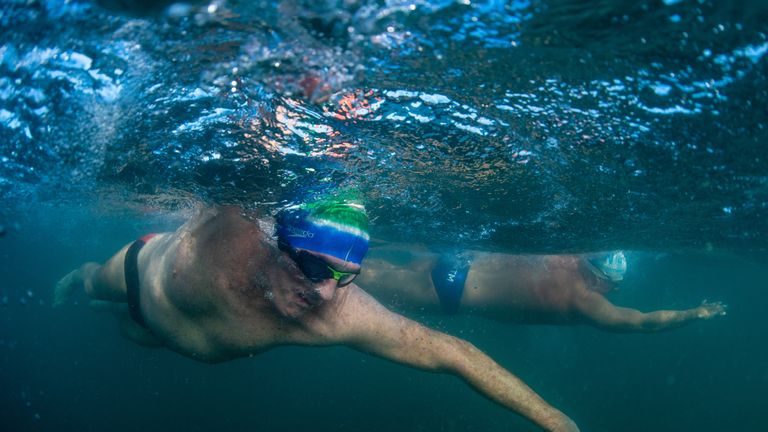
[313,279,337,302]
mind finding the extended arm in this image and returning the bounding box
[573,290,726,332]
[333,286,579,432]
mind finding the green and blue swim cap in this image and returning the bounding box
[276,197,370,265]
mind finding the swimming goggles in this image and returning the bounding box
[287,248,359,287]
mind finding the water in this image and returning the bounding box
[1,1,767,431]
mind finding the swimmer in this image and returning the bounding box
[54,199,579,432]
[359,248,727,332]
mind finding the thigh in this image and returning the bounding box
[87,243,132,302]
[119,313,164,347]
[88,300,164,347]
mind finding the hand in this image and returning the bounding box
[695,300,727,319]
[551,417,580,432]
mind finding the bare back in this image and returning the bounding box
[463,253,603,322]
[136,208,368,362]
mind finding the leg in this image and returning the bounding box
[54,264,96,306]
[55,241,164,348]
[357,247,442,308]
[119,314,163,346]
[88,300,163,347]
[572,290,727,332]
[54,242,133,306]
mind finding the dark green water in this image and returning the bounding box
[1,0,768,430]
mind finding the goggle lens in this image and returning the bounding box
[290,249,359,287]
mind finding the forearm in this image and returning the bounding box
[631,308,700,332]
[579,293,721,333]
[354,325,575,430]
[443,335,577,431]
[343,288,577,430]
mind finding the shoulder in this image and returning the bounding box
[298,284,392,343]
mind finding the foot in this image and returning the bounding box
[54,269,83,307]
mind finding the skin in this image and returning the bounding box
[54,207,578,432]
[358,246,727,332]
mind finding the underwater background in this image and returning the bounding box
[1,0,767,430]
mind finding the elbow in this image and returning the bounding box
[439,335,480,373]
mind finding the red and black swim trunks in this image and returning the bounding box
[125,234,158,327]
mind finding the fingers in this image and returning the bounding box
[699,300,728,318]
[717,302,728,316]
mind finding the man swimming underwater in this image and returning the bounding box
[359,247,726,331]
[54,199,579,432]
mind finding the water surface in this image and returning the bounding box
[1,1,767,431]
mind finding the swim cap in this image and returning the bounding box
[276,198,370,265]
[586,251,627,282]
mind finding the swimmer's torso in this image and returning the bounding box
[135,208,328,362]
[463,254,586,318]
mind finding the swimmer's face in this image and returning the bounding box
[270,249,361,319]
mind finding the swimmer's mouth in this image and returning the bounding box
[296,291,315,308]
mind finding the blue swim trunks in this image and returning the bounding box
[431,253,472,314]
